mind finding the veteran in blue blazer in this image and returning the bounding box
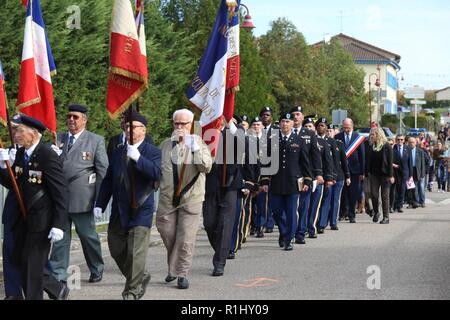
[95,111,161,300]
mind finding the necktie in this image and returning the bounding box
[68,135,75,151]
[24,152,30,165]
[412,149,416,167]
[294,128,298,135]
[345,134,349,146]
[400,146,403,158]
[283,135,288,143]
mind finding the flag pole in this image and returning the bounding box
[1,88,27,218]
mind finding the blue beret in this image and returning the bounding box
[289,105,303,114]
[279,112,293,121]
[251,116,262,124]
[259,106,273,116]
[68,104,88,113]
[11,114,46,133]
[302,117,315,126]
[124,110,148,127]
[315,117,328,126]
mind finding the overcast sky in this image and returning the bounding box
[244,0,450,90]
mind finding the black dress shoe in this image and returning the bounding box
[349,218,356,223]
[278,235,284,248]
[294,238,306,244]
[372,213,380,223]
[57,283,70,300]
[242,237,247,244]
[308,234,317,239]
[398,208,404,213]
[227,251,235,260]
[250,227,256,236]
[284,241,293,251]
[330,225,339,231]
[379,218,390,224]
[265,228,273,233]
[420,204,426,208]
[89,272,103,283]
[165,275,177,283]
[212,268,224,277]
[317,228,324,234]
[256,230,264,238]
[177,277,189,289]
[338,217,344,222]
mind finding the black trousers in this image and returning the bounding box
[370,175,391,219]
[20,231,64,300]
[203,190,237,270]
[394,176,407,210]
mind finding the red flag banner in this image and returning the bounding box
[106,0,148,119]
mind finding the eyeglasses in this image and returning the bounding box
[396,138,404,141]
[125,124,145,130]
[174,121,190,127]
[67,114,80,120]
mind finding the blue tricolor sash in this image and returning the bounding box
[345,135,365,159]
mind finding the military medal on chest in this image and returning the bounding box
[82,151,92,161]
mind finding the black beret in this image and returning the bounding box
[232,114,242,123]
[241,115,249,122]
[11,114,46,133]
[279,112,293,121]
[124,110,148,127]
[251,116,262,124]
[302,117,315,126]
[289,105,303,114]
[327,124,335,130]
[259,106,273,116]
[68,104,88,114]
[315,117,328,126]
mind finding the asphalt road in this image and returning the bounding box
[1,190,449,300]
[64,190,450,300]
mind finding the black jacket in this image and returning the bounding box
[328,138,350,181]
[393,144,412,180]
[317,136,335,182]
[295,127,322,178]
[0,142,69,233]
[269,133,312,195]
[366,142,394,178]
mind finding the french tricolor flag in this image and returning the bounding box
[16,0,57,133]
[0,60,8,126]
[187,0,239,155]
[106,0,148,118]
[223,0,240,122]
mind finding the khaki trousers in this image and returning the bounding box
[108,217,151,295]
[156,203,202,278]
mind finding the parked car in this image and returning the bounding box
[356,127,395,139]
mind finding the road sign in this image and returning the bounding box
[404,86,425,99]
[411,100,426,105]
[332,109,347,126]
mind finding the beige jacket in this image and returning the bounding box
[158,135,212,210]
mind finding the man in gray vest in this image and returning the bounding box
[48,104,109,283]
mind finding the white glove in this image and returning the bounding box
[51,144,63,156]
[9,148,17,164]
[184,135,200,152]
[93,207,103,219]
[127,144,141,162]
[241,188,250,195]
[0,148,9,169]
[48,228,64,243]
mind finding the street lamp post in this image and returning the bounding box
[239,3,255,30]
[368,71,381,127]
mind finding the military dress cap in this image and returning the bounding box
[279,112,293,121]
[251,116,262,124]
[315,117,328,126]
[259,106,273,116]
[241,115,249,122]
[124,110,148,126]
[327,123,335,130]
[289,105,303,114]
[11,114,46,133]
[302,117,315,126]
[68,104,88,114]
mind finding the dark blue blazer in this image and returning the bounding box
[393,144,412,179]
[335,131,365,176]
[96,141,161,229]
